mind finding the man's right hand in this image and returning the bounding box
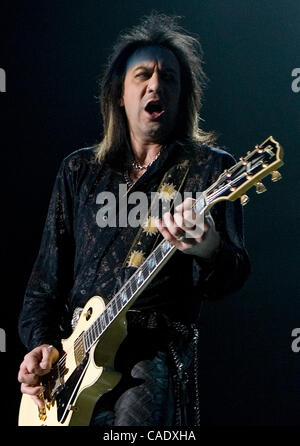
[18,344,59,409]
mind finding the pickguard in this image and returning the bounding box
[55,355,89,423]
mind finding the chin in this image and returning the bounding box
[145,123,172,141]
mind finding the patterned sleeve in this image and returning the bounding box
[193,151,251,299]
[18,159,75,351]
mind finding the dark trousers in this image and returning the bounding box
[90,351,174,426]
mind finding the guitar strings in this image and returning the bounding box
[49,334,84,379]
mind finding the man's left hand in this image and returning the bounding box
[156,197,221,260]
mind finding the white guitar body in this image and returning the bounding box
[19,296,127,426]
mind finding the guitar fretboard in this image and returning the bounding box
[82,237,176,352]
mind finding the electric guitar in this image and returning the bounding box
[18,136,284,426]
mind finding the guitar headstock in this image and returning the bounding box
[206,136,284,206]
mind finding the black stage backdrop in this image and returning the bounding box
[0,0,299,436]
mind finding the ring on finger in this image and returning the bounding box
[175,231,185,241]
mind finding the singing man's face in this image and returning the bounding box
[121,45,181,144]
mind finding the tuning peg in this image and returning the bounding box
[271,170,282,182]
[240,194,249,206]
[255,181,267,194]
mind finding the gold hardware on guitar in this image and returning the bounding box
[240,194,250,206]
[255,181,267,194]
[83,308,93,320]
[38,402,47,422]
[239,157,247,165]
[68,405,78,412]
[271,170,282,182]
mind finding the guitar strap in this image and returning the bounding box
[122,159,190,269]
[120,159,202,427]
[70,159,190,330]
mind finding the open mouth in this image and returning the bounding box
[144,100,165,119]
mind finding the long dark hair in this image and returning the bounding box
[95,13,216,164]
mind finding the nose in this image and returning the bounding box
[146,70,161,94]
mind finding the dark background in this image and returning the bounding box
[0,0,299,431]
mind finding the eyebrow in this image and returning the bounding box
[133,65,177,74]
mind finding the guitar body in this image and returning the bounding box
[18,295,127,426]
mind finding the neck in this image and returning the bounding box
[129,133,163,165]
